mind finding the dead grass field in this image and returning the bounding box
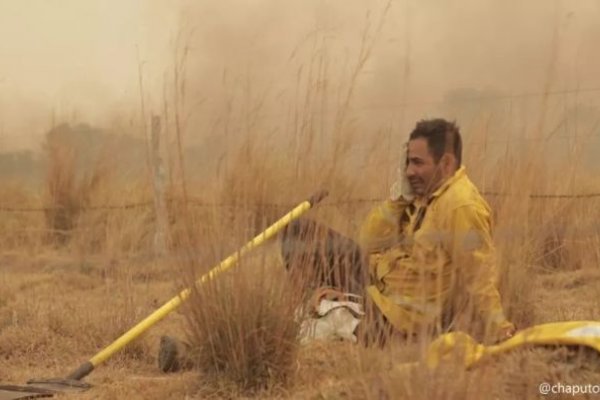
[0,151,599,399]
[1,232,600,400]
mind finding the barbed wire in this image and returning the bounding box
[484,192,600,199]
[1,190,599,213]
[0,201,155,212]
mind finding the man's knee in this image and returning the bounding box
[280,217,366,294]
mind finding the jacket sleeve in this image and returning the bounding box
[359,199,409,255]
[447,204,513,332]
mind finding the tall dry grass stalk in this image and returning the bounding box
[181,244,303,394]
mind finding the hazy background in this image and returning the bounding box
[1,0,599,179]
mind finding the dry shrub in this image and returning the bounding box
[182,246,302,395]
[43,124,110,246]
[41,124,159,258]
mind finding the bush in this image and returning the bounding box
[181,246,303,394]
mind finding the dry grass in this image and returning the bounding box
[0,152,599,399]
[43,124,111,247]
[181,246,302,395]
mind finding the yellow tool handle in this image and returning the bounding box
[66,190,328,380]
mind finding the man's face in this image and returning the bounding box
[406,138,444,197]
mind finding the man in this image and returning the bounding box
[159,118,515,372]
[359,118,515,343]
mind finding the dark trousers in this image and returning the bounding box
[280,217,394,347]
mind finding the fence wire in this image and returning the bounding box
[0,190,599,213]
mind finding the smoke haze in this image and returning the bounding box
[1,0,599,165]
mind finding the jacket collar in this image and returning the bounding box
[413,166,466,206]
[432,166,466,198]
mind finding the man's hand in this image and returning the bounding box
[495,322,517,343]
[389,143,414,202]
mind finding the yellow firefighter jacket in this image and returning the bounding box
[359,166,513,338]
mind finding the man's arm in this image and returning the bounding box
[360,142,414,255]
[359,199,409,255]
[448,204,515,339]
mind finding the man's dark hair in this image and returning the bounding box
[409,118,462,167]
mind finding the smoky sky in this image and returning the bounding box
[1,0,599,155]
